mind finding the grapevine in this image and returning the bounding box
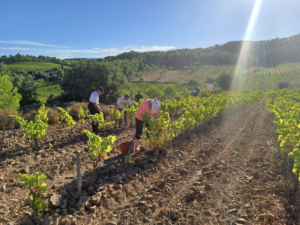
[110,108,124,128]
[265,89,300,183]
[87,112,114,131]
[82,129,116,176]
[18,172,48,215]
[126,105,137,127]
[9,104,49,147]
[78,106,89,123]
[57,107,75,129]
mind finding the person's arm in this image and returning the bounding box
[93,102,103,112]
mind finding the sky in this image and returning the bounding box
[0,0,300,59]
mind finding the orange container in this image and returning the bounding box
[119,141,135,155]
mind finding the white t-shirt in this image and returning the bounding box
[117,96,132,109]
[89,91,99,103]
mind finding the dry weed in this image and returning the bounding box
[69,102,88,120]
[102,104,115,116]
[47,108,61,125]
[0,109,19,129]
[22,110,38,121]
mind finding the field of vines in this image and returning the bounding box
[6,62,70,71]
[135,62,300,91]
[240,62,300,90]
[0,89,299,224]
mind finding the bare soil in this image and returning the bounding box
[132,69,212,89]
[0,103,298,225]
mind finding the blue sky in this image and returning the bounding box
[1,0,300,59]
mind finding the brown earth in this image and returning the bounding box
[132,69,214,89]
[0,103,298,225]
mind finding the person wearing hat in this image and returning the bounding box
[134,90,143,102]
[116,94,133,127]
[88,87,104,134]
[134,99,161,150]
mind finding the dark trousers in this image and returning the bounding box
[135,117,150,139]
[118,108,127,127]
[88,102,99,132]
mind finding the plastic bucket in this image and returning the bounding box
[119,141,135,155]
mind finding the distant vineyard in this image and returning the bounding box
[132,62,300,89]
[7,62,70,71]
[240,62,300,90]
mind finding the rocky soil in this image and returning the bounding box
[0,104,298,225]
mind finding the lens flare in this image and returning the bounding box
[231,0,262,90]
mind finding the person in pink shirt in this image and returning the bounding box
[134,99,161,150]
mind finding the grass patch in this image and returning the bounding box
[7,62,70,71]
[37,81,63,104]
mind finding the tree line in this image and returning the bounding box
[0,53,69,66]
[97,33,300,79]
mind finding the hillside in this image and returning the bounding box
[102,33,300,71]
[132,62,300,90]
[6,62,70,71]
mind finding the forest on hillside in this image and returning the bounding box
[97,34,300,78]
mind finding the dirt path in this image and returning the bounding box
[85,103,296,225]
[0,103,298,225]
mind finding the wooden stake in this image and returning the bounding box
[77,153,81,198]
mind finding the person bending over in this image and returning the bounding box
[88,87,104,134]
[116,94,132,128]
[134,99,160,150]
[134,90,143,102]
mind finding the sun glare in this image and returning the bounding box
[232,0,263,90]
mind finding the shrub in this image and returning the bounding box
[145,86,163,99]
[0,109,19,129]
[47,108,61,125]
[69,102,88,120]
[216,74,233,90]
[199,89,210,97]
[213,82,220,88]
[22,110,38,122]
[278,82,289,90]
[164,84,177,98]
[101,105,115,117]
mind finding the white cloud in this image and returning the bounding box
[0,45,176,59]
[0,47,32,50]
[0,40,70,48]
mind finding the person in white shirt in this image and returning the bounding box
[116,94,132,127]
[88,87,104,133]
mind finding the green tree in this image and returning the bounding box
[10,73,40,106]
[0,73,22,110]
[0,63,10,75]
[164,84,177,98]
[56,69,64,81]
[145,85,163,99]
[199,89,210,97]
[216,74,233,90]
[61,61,129,103]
